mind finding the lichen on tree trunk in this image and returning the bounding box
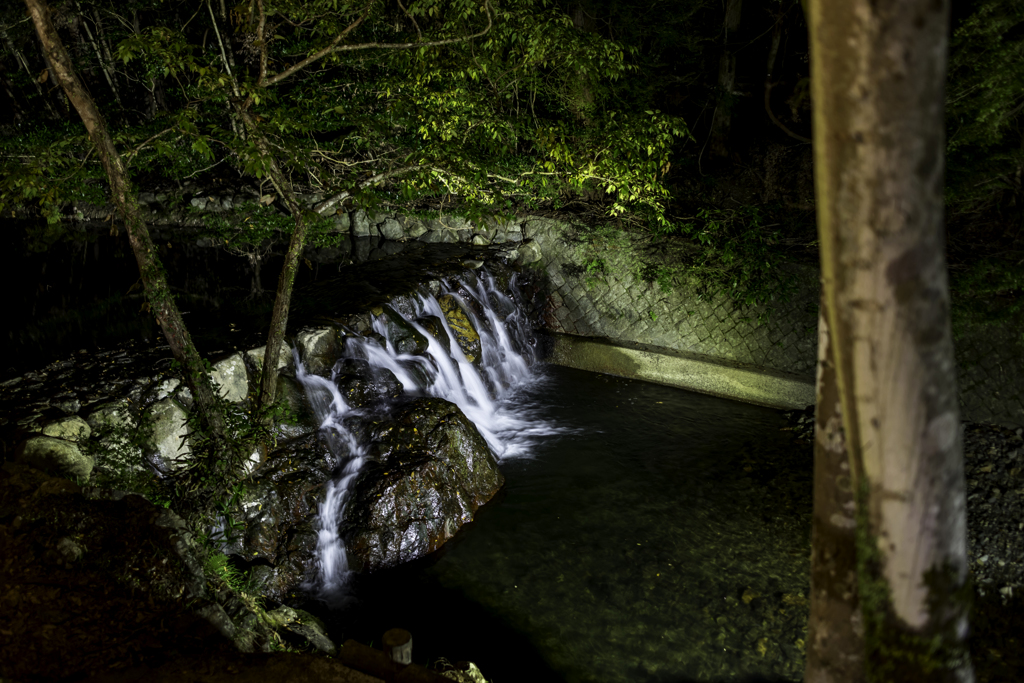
[807,0,973,680]
[805,298,864,683]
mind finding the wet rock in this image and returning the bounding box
[343,397,504,573]
[265,605,336,655]
[437,295,481,362]
[379,305,430,356]
[14,436,94,481]
[273,375,317,439]
[334,359,404,409]
[296,327,338,376]
[41,415,92,442]
[211,353,249,402]
[222,434,334,596]
[417,316,452,356]
[146,398,191,473]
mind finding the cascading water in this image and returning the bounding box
[295,270,553,596]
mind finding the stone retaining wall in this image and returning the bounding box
[514,217,1024,428]
[61,193,1024,425]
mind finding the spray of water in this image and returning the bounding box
[295,271,553,596]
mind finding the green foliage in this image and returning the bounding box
[648,206,790,310]
[945,0,1024,218]
[1,0,690,239]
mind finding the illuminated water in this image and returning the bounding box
[324,367,813,683]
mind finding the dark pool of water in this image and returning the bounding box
[321,366,813,683]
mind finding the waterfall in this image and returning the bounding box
[295,271,548,596]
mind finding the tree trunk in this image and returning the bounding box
[235,110,310,413]
[808,0,973,680]
[24,0,235,478]
[708,0,743,159]
[804,297,864,683]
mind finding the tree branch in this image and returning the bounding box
[261,0,492,89]
[312,165,423,214]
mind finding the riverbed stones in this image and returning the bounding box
[417,315,451,356]
[14,436,94,481]
[211,353,248,402]
[41,416,92,442]
[343,397,504,573]
[146,398,191,472]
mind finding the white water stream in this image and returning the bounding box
[295,271,555,595]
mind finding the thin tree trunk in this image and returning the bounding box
[24,0,236,478]
[240,113,309,411]
[808,0,972,679]
[76,2,121,106]
[2,23,60,118]
[804,296,864,683]
[709,0,743,159]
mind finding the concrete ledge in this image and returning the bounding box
[545,333,815,410]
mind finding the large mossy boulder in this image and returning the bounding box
[14,436,94,481]
[437,295,481,362]
[342,397,503,573]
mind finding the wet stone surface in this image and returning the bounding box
[344,397,504,573]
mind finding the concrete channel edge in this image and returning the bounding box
[545,333,816,411]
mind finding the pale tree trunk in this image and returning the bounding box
[804,296,864,683]
[25,0,239,493]
[807,0,972,680]
[708,0,743,159]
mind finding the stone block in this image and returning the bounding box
[379,218,404,241]
[419,228,458,244]
[15,436,94,481]
[352,209,372,237]
[333,212,351,232]
[41,416,91,442]
[211,353,249,402]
